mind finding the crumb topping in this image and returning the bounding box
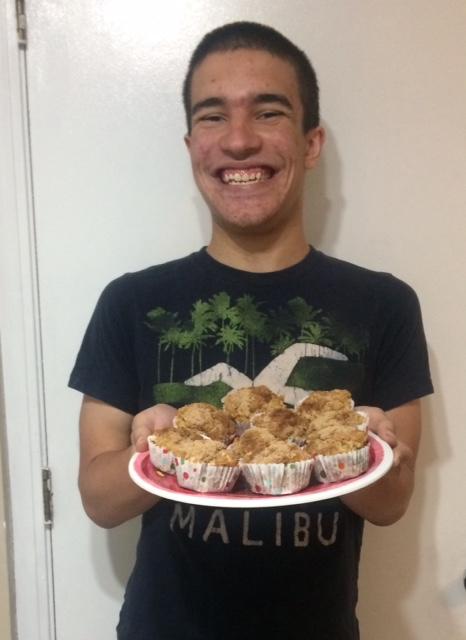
[297,389,353,415]
[174,402,236,442]
[304,408,365,434]
[234,427,311,464]
[306,425,368,456]
[149,428,191,458]
[250,408,309,441]
[179,439,238,466]
[150,387,368,479]
[223,385,285,423]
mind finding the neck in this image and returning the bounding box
[207,220,310,273]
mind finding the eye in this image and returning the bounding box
[196,113,225,124]
[258,110,284,120]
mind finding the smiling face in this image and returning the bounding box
[185,49,324,237]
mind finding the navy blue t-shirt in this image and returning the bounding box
[69,247,433,639]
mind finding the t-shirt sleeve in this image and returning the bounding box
[68,276,139,415]
[370,277,433,411]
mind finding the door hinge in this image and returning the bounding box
[15,0,27,48]
[42,467,53,528]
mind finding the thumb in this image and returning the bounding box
[132,403,177,452]
[144,403,178,432]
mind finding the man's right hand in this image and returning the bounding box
[131,403,178,452]
[79,397,177,527]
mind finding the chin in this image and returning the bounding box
[211,199,282,226]
[214,211,282,234]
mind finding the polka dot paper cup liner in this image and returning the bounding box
[355,410,369,431]
[313,445,370,484]
[239,460,313,495]
[147,437,177,475]
[174,458,241,493]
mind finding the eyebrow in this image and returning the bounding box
[253,93,293,109]
[191,97,225,117]
[191,93,293,117]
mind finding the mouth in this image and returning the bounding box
[217,166,275,185]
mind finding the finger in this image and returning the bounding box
[355,406,392,433]
[355,405,384,420]
[149,404,177,431]
[131,404,177,452]
[134,433,150,452]
[138,404,177,432]
[376,422,398,447]
[391,447,401,468]
[130,423,150,450]
[393,442,415,471]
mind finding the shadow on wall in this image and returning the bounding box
[304,124,345,252]
[358,349,462,639]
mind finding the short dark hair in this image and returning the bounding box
[182,21,320,134]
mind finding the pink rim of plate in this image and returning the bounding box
[128,432,393,509]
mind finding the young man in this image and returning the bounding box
[70,22,433,640]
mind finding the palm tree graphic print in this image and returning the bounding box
[145,294,367,407]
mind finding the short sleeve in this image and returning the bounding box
[68,276,139,415]
[370,278,433,411]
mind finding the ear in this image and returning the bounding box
[304,126,325,170]
[184,134,191,150]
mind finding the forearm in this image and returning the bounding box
[79,446,159,528]
[341,457,414,525]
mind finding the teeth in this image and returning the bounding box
[221,168,271,184]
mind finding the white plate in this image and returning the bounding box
[129,432,393,509]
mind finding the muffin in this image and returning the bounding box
[306,424,370,483]
[306,424,368,456]
[296,389,354,416]
[148,428,190,474]
[249,407,310,445]
[234,427,313,495]
[174,439,240,493]
[174,402,236,443]
[222,385,285,430]
[303,407,368,436]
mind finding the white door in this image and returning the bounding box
[10,3,212,639]
[2,2,466,639]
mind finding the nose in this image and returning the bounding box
[219,116,262,159]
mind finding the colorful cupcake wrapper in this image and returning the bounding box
[355,410,369,432]
[174,458,241,493]
[313,444,370,484]
[239,459,313,495]
[147,438,177,475]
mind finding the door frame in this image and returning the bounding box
[0,2,55,639]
